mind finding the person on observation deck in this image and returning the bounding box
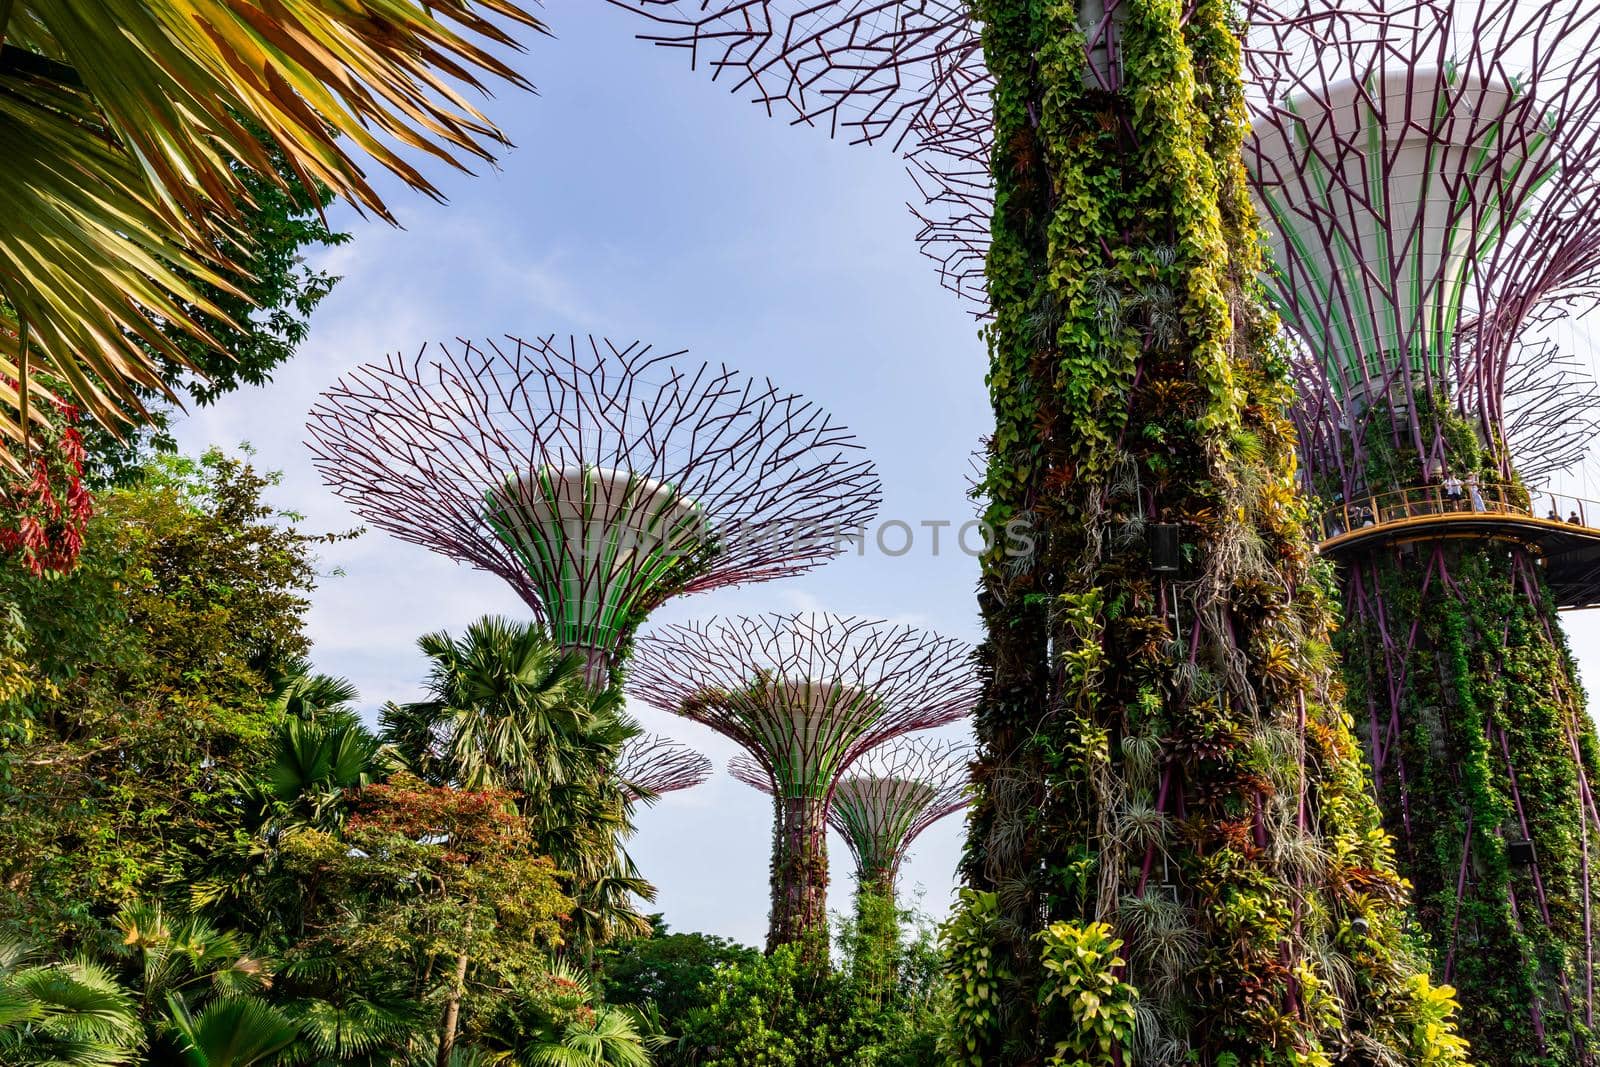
[1443,471,1464,510]
[1467,474,1486,513]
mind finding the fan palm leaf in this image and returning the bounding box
[0,0,544,465]
[524,1005,653,1067]
[264,717,383,828]
[287,992,430,1060]
[0,957,142,1065]
[269,661,361,724]
[166,992,298,1067]
[116,901,273,1016]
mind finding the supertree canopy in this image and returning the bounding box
[1240,6,1600,1058]
[730,735,970,896]
[307,335,881,685]
[607,1,1475,1062]
[628,614,978,951]
[1248,4,1600,482]
[617,733,713,803]
[603,0,1291,303]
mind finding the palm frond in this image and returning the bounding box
[0,0,545,465]
[2,958,141,1060]
[167,992,298,1067]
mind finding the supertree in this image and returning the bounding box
[306,334,881,686]
[729,735,970,899]
[627,613,978,952]
[1237,6,1600,1056]
[617,733,713,803]
[603,1,1469,1061]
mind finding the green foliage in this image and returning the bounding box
[0,449,337,941]
[167,993,300,1067]
[1395,975,1472,1067]
[1337,538,1600,1060]
[383,616,653,953]
[0,950,141,1065]
[937,890,1010,1066]
[76,142,347,487]
[963,0,1463,1060]
[0,899,297,1066]
[609,907,944,1067]
[1035,921,1137,1065]
[275,773,572,1024]
[598,916,760,1028]
[667,935,940,1067]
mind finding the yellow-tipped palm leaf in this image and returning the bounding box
[0,0,544,468]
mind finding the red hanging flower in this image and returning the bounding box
[1,402,94,576]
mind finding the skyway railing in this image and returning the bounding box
[1316,484,1600,545]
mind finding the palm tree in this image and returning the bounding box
[381,617,653,953]
[387,617,594,794]
[517,962,654,1067]
[0,944,141,1065]
[267,661,362,727]
[0,0,545,464]
[0,909,298,1066]
[166,996,298,1067]
[526,1007,654,1067]
[260,717,385,831]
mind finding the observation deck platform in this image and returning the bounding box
[1314,487,1600,610]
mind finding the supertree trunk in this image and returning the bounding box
[1340,534,1600,1061]
[630,615,978,955]
[954,0,1467,1061]
[770,792,829,952]
[852,870,901,993]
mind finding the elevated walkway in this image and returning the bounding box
[1315,487,1600,610]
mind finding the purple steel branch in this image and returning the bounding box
[604,0,1361,306]
[1245,3,1600,490]
[306,335,881,674]
[730,734,972,889]
[618,733,713,802]
[628,612,978,949]
[628,613,977,794]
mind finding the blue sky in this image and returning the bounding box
[170,4,1600,947]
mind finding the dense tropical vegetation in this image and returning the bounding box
[44,0,1600,1059]
[0,447,962,1064]
[959,0,1465,1061]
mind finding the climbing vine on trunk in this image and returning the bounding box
[1339,528,1600,1061]
[1318,389,1600,1060]
[957,0,1467,1060]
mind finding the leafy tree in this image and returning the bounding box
[382,616,654,956]
[597,916,759,1029]
[500,961,656,1067]
[275,774,578,1064]
[0,449,341,941]
[632,911,942,1067]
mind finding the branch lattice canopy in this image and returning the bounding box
[629,613,977,799]
[617,733,713,802]
[732,734,971,883]
[307,336,881,661]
